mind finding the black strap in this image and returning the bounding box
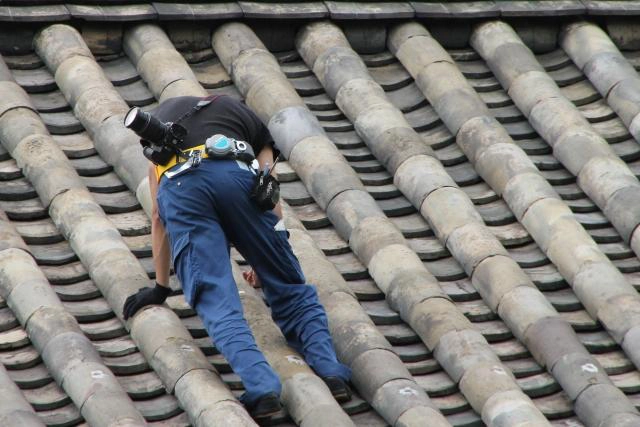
[174,95,220,127]
[170,95,221,160]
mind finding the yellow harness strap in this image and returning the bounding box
[155,144,207,182]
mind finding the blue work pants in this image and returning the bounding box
[156,159,351,407]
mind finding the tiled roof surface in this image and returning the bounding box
[2,5,640,427]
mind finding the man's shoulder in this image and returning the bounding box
[213,96,257,118]
[152,96,201,120]
[156,96,200,108]
[212,95,241,108]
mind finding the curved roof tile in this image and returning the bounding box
[16,24,255,425]
[300,19,638,426]
[212,21,449,426]
[390,20,640,425]
[469,21,640,369]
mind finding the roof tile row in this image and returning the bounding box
[470,21,640,375]
[562,22,640,253]
[390,20,640,426]
[295,20,557,425]
[212,22,448,425]
[17,24,258,425]
[6,1,640,23]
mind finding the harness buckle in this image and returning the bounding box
[191,149,202,168]
[164,149,203,179]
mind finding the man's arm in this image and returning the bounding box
[149,163,171,287]
[122,164,171,320]
[244,145,282,288]
[256,145,282,219]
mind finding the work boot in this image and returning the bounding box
[246,392,282,421]
[322,376,352,403]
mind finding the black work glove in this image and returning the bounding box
[123,282,171,320]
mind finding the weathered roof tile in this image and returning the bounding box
[152,2,243,21]
[583,0,640,15]
[67,4,157,21]
[239,1,328,19]
[411,1,499,18]
[575,383,640,425]
[324,1,414,20]
[0,231,143,425]
[0,5,69,23]
[0,363,44,425]
[498,0,585,16]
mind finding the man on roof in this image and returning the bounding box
[120,94,352,421]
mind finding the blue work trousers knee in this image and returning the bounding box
[157,160,351,407]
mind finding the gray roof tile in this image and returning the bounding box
[0,5,69,23]
[498,0,585,16]
[66,4,157,21]
[583,0,640,15]
[388,19,640,424]
[324,1,414,20]
[411,1,499,19]
[239,1,328,19]
[152,2,243,20]
[0,230,142,426]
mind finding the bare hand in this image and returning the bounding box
[243,269,262,288]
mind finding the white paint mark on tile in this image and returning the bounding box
[399,387,418,396]
[492,366,507,375]
[286,355,306,365]
[91,370,105,379]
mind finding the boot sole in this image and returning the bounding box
[253,408,281,420]
[251,397,282,421]
[332,390,352,403]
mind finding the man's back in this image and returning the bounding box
[151,95,274,156]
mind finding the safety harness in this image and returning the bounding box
[155,144,207,181]
[155,137,256,182]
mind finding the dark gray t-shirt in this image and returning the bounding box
[151,95,277,158]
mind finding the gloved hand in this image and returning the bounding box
[123,282,171,320]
